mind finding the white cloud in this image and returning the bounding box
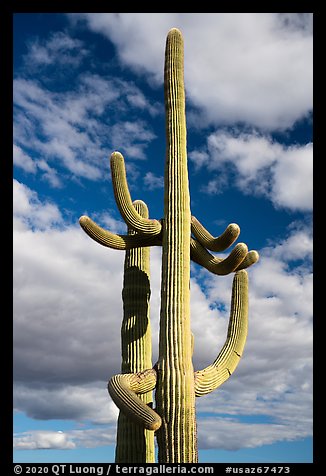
[14,430,76,450]
[13,179,63,230]
[14,383,119,424]
[90,212,126,235]
[198,417,311,451]
[13,144,37,174]
[271,144,313,211]
[23,31,88,69]
[110,120,156,160]
[36,159,62,188]
[13,78,102,181]
[270,226,313,262]
[13,144,62,188]
[70,13,312,130]
[143,171,164,191]
[13,72,159,183]
[189,130,313,211]
[14,426,118,451]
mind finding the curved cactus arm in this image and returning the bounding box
[108,369,162,431]
[191,216,240,252]
[190,238,248,275]
[110,152,162,236]
[194,270,248,397]
[79,215,162,250]
[235,250,259,271]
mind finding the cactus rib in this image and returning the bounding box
[108,369,161,431]
[79,215,162,250]
[191,216,240,252]
[194,270,248,396]
[110,152,162,236]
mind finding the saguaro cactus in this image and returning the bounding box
[79,28,259,463]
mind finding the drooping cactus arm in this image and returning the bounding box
[108,369,162,431]
[110,152,162,236]
[194,270,248,397]
[190,237,259,274]
[80,214,258,270]
[79,215,162,250]
[234,250,260,270]
[190,238,248,275]
[191,216,240,252]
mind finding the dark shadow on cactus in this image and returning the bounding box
[121,267,151,348]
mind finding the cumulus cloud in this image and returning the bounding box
[14,383,119,424]
[69,13,312,130]
[14,430,76,450]
[189,130,313,211]
[198,417,311,451]
[14,427,118,451]
[13,202,124,387]
[13,179,63,230]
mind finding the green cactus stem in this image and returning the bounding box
[191,216,240,252]
[114,200,156,462]
[154,27,197,463]
[194,270,248,396]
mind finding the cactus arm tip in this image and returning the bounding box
[79,214,161,250]
[167,28,183,42]
[108,370,162,431]
[190,238,248,275]
[110,151,162,236]
[194,269,249,397]
[191,216,240,252]
[191,236,259,274]
[235,250,259,271]
[132,200,149,217]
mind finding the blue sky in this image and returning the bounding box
[13,13,313,463]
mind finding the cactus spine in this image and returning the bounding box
[79,27,259,463]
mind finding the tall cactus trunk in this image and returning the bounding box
[115,201,155,462]
[155,28,198,463]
